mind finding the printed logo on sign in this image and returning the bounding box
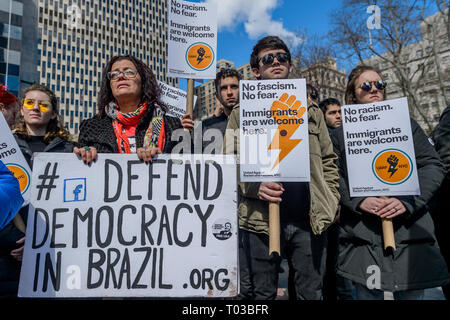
[186,42,214,71]
[372,149,413,185]
[268,93,306,170]
[5,163,30,195]
[64,178,86,202]
[212,219,233,240]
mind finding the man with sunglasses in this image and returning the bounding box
[224,36,340,300]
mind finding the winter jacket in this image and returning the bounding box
[223,101,340,235]
[15,135,75,168]
[78,107,183,154]
[430,105,450,281]
[331,118,450,292]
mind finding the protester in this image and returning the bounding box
[0,83,20,128]
[76,55,184,163]
[430,104,450,300]
[0,161,23,231]
[319,98,342,129]
[317,96,355,300]
[331,65,450,300]
[14,84,74,165]
[201,68,241,153]
[223,35,340,300]
[0,84,74,297]
[306,84,320,106]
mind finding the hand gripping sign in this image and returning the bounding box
[342,97,420,251]
[239,79,309,255]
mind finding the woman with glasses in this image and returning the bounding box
[14,84,74,165]
[331,65,449,300]
[75,55,184,163]
[0,84,74,297]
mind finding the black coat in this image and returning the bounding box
[15,135,75,168]
[331,118,450,292]
[78,109,182,154]
[430,105,450,285]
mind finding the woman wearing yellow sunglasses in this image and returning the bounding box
[14,84,74,166]
[0,84,74,298]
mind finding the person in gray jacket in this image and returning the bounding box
[331,65,450,300]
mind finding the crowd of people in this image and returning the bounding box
[0,35,449,300]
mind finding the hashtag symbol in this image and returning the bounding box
[36,162,59,200]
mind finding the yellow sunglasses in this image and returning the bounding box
[22,98,52,112]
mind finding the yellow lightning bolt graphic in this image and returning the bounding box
[268,93,306,170]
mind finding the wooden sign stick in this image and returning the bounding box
[380,196,396,251]
[269,202,281,256]
[186,79,195,117]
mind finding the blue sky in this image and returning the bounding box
[179,0,439,90]
[216,0,341,67]
[178,0,342,90]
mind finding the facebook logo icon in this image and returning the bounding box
[64,178,87,202]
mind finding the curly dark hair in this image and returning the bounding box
[214,68,242,93]
[14,84,70,142]
[97,55,166,118]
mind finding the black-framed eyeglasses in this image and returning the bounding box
[360,80,387,92]
[107,69,138,81]
[259,52,290,66]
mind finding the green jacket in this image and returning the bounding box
[223,101,340,235]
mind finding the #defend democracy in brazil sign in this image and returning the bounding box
[239,79,310,182]
[18,153,238,298]
[342,97,420,197]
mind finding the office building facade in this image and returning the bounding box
[36,0,177,135]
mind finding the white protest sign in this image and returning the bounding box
[342,97,420,197]
[158,81,197,119]
[18,153,238,298]
[239,79,310,182]
[167,0,217,79]
[0,113,32,204]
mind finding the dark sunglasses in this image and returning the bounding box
[360,80,387,92]
[259,52,290,66]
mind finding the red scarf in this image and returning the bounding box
[112,103,147,153]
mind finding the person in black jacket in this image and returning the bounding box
[76,55,184,163]
[0,84,74,297]
[431,104,450,299]
[331,65,449,300]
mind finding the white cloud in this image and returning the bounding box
[206,0,303,48]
